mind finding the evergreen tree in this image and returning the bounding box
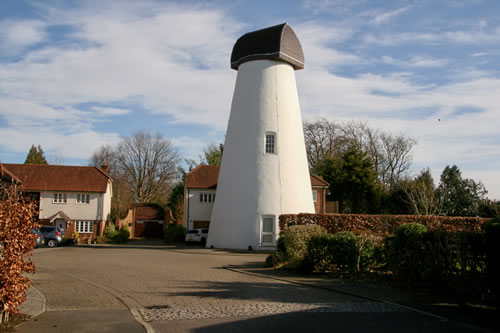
[24,145,48,165]
[437,165,487,216]
[316,145,379,214]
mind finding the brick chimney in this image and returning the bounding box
[101,162,109,174]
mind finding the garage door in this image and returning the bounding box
[134,220,164,238]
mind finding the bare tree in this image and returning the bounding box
[303,118,352,172]
[379,133,417,189]
[305,119,416,189]
[402,168,443,215]
[116,131,181,203]
[89,145,132,220]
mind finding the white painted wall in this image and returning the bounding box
[185,189,216,230]
[102,182,112,221]
[39,188,110,221]
[207,60,314,250]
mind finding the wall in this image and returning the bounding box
[186,189,216,230]
[39,191,101,220]
[208,60,314,250]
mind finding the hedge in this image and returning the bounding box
[279,213,489,237]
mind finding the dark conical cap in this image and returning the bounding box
[230,23,304,71]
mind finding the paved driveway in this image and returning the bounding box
[17,244,486,332]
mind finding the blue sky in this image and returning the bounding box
[1,0,499,199]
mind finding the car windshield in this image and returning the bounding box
[187,230,199,234]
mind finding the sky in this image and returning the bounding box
[0,0,499,200]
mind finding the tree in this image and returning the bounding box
[317,145,379,214]
[167,182,184,224]
[303,118,352,173]
[185,143,224,168]
[303,119,416,189]
[115,131,181,203]
[24,145,48,165]
[437,165,488,216]
[402,168,443,216]
[89,145,132,221]
[202,143,224,166]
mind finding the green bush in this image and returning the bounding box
[265,252,286,268]
[280,225,326,269]
[104,222,119,240]
[303,234,335,272]
[387,223,427,283]
[304,232,359,273]
[164,223,185,243]
[329,231,359,272]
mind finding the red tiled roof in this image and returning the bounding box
[3,164,110,192]
[0,162,21,183]
[185,165,220,189]
[185,164,329,189]
[310,174,329,187]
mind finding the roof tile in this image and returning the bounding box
[3,164,110,192]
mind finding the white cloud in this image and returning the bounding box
[367,5,413,25]
[91,107,131,116]
[382,55,448,68]
[363,26,500,46]
[0,19,47,55]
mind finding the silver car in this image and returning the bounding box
[40,226,64,248]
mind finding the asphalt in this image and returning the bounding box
[16,242,500,333]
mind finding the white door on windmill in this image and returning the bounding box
[261,215,275,247]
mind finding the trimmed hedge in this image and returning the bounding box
[280,213,488,237]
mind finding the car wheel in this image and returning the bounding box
[200,238,206,247]
[47,239,58,248]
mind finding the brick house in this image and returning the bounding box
[184,165,329,231]
[3,163,112,243]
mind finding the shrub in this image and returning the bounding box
[0,185,38,322]
[280,225,326,269]
[265,252,286,268]
[164,223,185,243]
[387,223,427,283]
[104,222,119,240]
[304,232,359,273]
[118,224,131,242]
[303,234,335,272]
[483,217,500,304]
[329,231,359,273]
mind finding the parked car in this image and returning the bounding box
[31,228,45,248]
[185,229,208,247]
[40,226,65,248]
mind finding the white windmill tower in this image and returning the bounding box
[207,23,314,250]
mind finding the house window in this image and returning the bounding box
[199,193,215,203]
[75,221,94,233]
[261,215,275,246]
[76,194,90,204]
[265,133,276,154]
[53,193,67,204]
[312,190,317,202]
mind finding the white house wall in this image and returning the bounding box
[186,189,216,230]
[39,191,104,221]
[102,182,112,221]
[207,60,314,250]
